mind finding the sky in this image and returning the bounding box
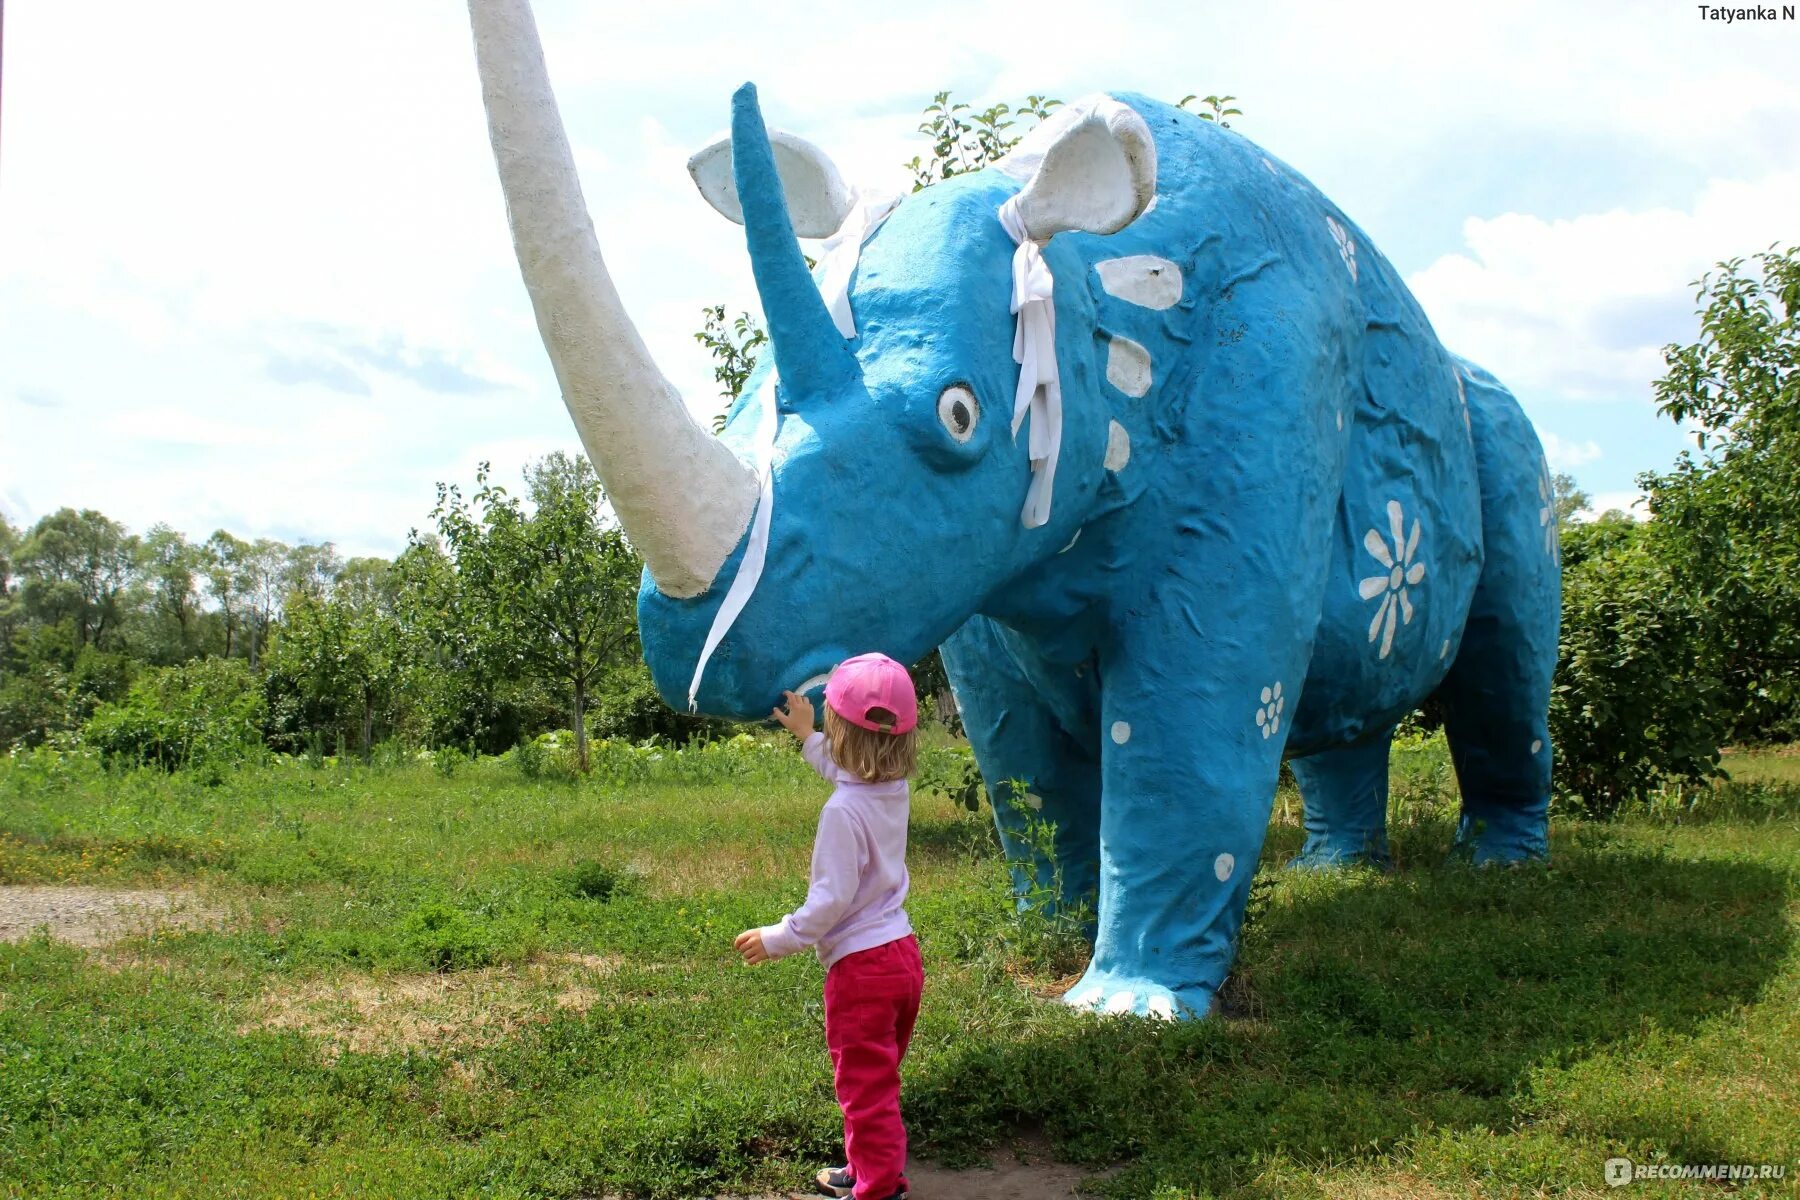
[2,0,1797,557]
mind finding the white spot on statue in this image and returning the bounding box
[1326,214,1358,283]
[1105,991,1135,1015]
[1105,335,1153,398]
[1105,421,1132,470]
[1440,639,1451,660]
[1095,255,1183,309]
[1256,682,1285,739]
[1147,994,1176,1021]
[1531,739,1544,755]
[1069,985,1102,1008]
[1111,721,1131,745]
[1359,500,1426,659]
[1023,792,1044,811]
[1214,853,1235,882]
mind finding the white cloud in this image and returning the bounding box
[1408,171,1800,402]
[1578,490,1648,522]
[1540,432,1603,471]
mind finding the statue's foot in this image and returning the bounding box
[1452,811,1549,866]
[1287,841,1391,871]
[1060,965,1216,1022]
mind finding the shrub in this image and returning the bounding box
[81,658,265,777]
[1551,518,1732,814]
[399,901,500,972]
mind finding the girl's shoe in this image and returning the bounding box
[814,1166,854,1198]
[814,1166,909,1200]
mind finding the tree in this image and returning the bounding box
[16,508,140,651]
[284,542,343,603]
[1642,245,1800,741]
[202,531,252,660]
[141,524,201,662]
[241,537,291,669]
[270,588,405,760]
[422,453,643,772]
[1551,472,1590,525]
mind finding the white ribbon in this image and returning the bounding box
[687,371,780,712]
[815,191,901,338]
[999,195,1061,528]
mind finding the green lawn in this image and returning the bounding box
[2,736,1796,1198]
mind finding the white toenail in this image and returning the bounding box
[1068,986,1103,1008]
[1105,991,1135,1014]
[1111,721,1131,744]
[1147,995,1176,1021]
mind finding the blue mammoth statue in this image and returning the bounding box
[468,0,1561,1020]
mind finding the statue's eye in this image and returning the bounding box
[937,385,979,443]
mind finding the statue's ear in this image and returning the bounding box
[687,128,853,240]
[996,97,1157,239]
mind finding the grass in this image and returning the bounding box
[1,734,1797,1198]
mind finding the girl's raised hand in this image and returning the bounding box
[771,690,815,739]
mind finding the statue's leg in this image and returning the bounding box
[1438,611,1553,864]
[1439,376,1560,865]
[1288,727,1396,869]
[1061,603,1310,1022]
[939,620,1100,927]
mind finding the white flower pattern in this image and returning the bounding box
[1255,681,1285,739]
[1359,500,1426,659]
[1537,462,1560,562]
[1326,215,1358,283]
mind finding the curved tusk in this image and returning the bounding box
[467,0,757,598]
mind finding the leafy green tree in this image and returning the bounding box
[270,588,405,760]
[202,531,252,660]
[283,542,343,603]
[17,508,140,651]
[1642,245,1800,741]
[422,453,643,772]
[140,524,202,663]
[1551,472,1590,525]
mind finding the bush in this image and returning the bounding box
[399,901,500,972]
[81,658,266,777]
[1551,517,1732,814]
[586,660,733,744]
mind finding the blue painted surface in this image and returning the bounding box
[638,85,1561,1019]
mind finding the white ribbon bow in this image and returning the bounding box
[816,191,901,338]
[998,195,1061,528]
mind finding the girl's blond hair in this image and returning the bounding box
[824,704,918,783]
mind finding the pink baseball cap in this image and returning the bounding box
[824,653,918,734]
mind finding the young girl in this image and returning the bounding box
[733,652,924,1200]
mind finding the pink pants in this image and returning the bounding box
[823,933,924,1200]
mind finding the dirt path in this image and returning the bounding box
[735,1132,1118,1199]
[0,885,219,946]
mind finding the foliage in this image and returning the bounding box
[1177,92,1243,126]
[905,91,1061,191]
[80,657,266,777]
[916,740,985,811]
[1550,515,1731,814]
[420,454,644,771]
[1642,245,1800,742]
[696,303,768,431]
